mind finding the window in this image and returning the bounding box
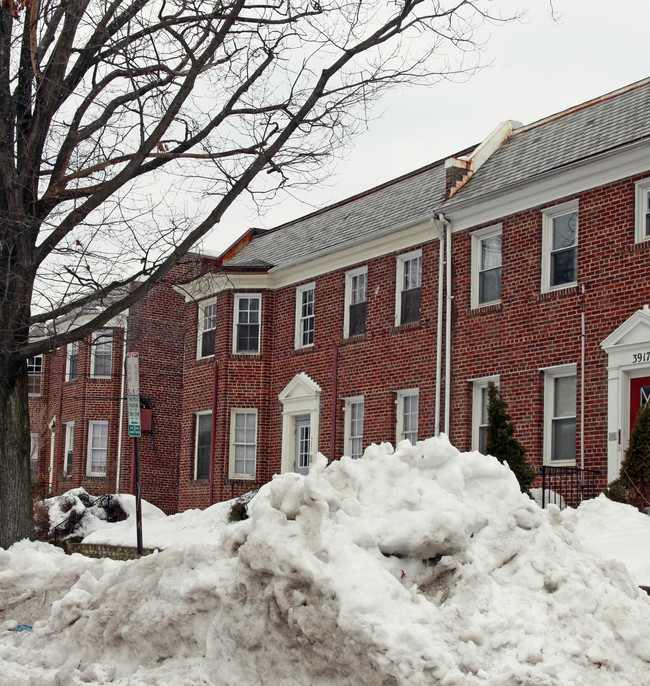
[233,294,261,354]
[30,433,39,476]
[197,300,217,358]
[64,422,75,475]
[344,267,367,338]
[542,202,578,292]
[395,250,422,325]
[471,226,502,308]
[87,420,108,476]
[27,356,43,395]
[635,178,650,243]
[471,376,499,453]
[66,342,79,381]
[230,409,257,478]
[344,397,364,459]
[194,412,212,480]
[543,365,576,464]
[396,389,419,444]
[295,284,315,349]
[91,330,113,378]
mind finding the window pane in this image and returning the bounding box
[196,414,212,479]
[552,417,576,462]
[349,301,366,336]
[551,247,577,286]
[481,234,502,270]
[404,256,422,290]
[552,212,578,250]
[479,267,501,303]
[27,356,43,395]
[554,376,576,417]
[201,329,215,357]
[401,288,421,324]
[236,297,260,353]
[352,273,367,304]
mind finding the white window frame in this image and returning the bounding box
[229,408,258,479]
[396,388,419,444]
[27,355,43,396]
[344,396,364,459]
[541,201,579,293]
[90,330,113,378]
[542,364,577,466]
[66,341,79,381]
[344,266,368,338]
[294,283,316,349]
[471,225,502,309]
[634,178,650,244]
[86,420,108,476]
[232,293,261,355]
[197,299,217,359]
[471,375,500,452]
[63,422,75,474]
[395,249,422,326]
[194,411,212,480]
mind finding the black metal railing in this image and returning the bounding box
[538,465,601,509]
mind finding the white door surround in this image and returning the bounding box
[601,305,650,482]
[278,373,321,474]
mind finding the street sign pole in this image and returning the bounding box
[125,352,143,557]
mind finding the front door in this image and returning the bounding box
[294,415,311,475]
[630,376,650,432]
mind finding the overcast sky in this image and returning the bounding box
[199,0,649,254]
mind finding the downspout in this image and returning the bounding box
[438,213,453,436]
[432,217,444,436]
[580,284,586,472]
[53,353,66,492]
[330,343,339,459]
[115,323,128,493]
[209,357,219,505]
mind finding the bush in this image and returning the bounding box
[485,382,536,494]
[619,400,650,511]
[228,488,259,522]
[604,478,628,504]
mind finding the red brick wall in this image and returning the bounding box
[176,173,650,509]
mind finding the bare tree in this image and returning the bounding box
[0,0,511,547]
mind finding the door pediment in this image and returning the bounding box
[601,305,650,354]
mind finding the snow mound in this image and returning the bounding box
[2,437,650,685]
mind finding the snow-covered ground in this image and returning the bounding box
[2,436,650,685]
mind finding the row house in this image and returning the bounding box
[30,77,650,512]
[29,259,201,513]
[176,77,650,509]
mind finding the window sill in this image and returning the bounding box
[190,478,209,486]
[340,333,368,346]
[85,473,106,478]
[392,320,422,333]
[630,239,650,254]
[293,345,314,356]
[537,284,580,302]
[229,475,256,481]
[469,302,502,316]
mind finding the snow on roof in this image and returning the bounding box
[2,436,650,684]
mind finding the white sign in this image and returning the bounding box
[128,394,141,437]
[126,352,140,395]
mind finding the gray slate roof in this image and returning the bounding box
[225,161,448,269]
[224,78,650,270]
[445,79,650,206]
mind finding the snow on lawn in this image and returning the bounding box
[1,436,650,685]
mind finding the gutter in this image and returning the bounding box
[436,213,453,436]
[432,217,444,436]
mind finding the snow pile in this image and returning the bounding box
[1,437,650,685]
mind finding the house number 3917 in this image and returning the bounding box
[632,351,650,363]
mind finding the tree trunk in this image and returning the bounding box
[0,358,33,548]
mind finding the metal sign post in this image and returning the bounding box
[126,352,143,557]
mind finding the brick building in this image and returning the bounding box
[31,77,650,512]
[28,259,201,513]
